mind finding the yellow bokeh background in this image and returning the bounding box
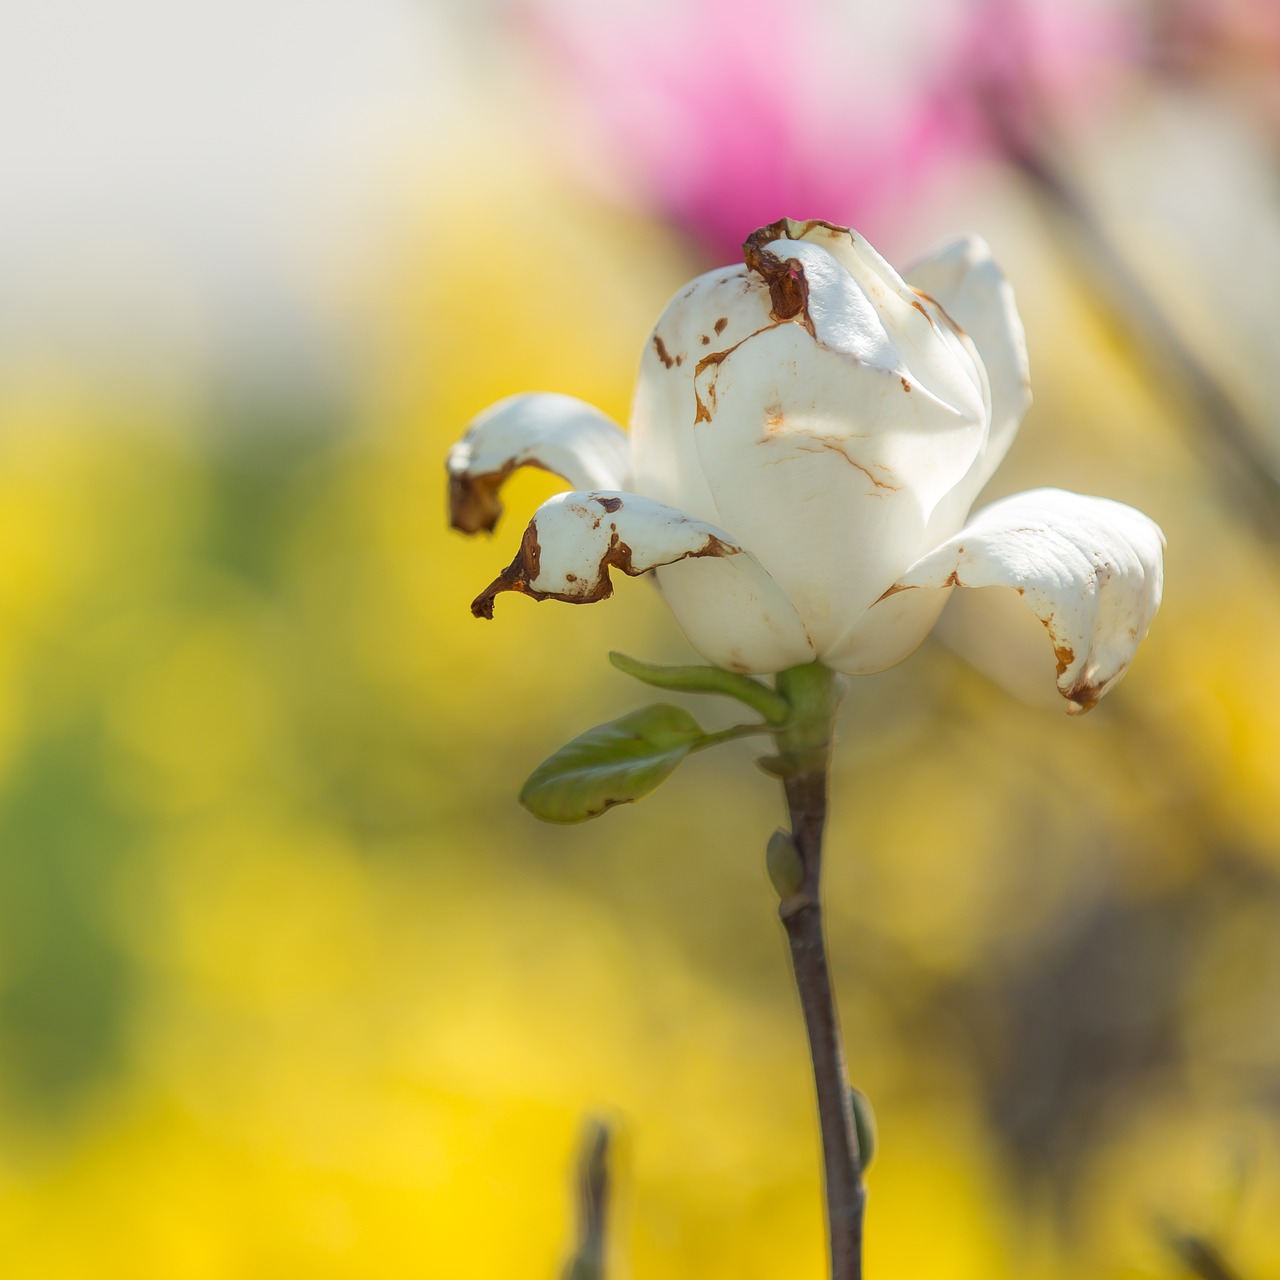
[2,5,1279,1277]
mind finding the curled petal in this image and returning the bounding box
[473,491,814,673]
[447,393,631,534]
[887,489,1165,713]
[472,491,735,613]
[906,235,1032,485]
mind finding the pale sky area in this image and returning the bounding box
[0,0,478,383]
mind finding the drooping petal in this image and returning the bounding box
[883,488,1165,713]
[447,393,631,534]
[472,490,815,673]
[906,235,1032,487]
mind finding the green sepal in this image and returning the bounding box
[520,704,706,824]
[609,651,790,724]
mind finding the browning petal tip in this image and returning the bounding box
[449,472,505,535]
[742,221,815,332]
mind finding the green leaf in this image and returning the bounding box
[608,651,791,724]
[520,704,706,823]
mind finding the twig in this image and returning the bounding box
[782,769,865,1279]
[1155,1217,1245,1280]
[561,1119,612,1280]
[970,16,1280,549]
[1015,141,1280,548]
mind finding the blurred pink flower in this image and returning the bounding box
[520,0,1137,259]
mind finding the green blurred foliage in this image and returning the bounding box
[0,717,138,1122]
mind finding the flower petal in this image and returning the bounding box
[447,393,631,534]
[685,237,989,653]
[651,556,816,673]
[769,220,990,422]
[818,582,955,677]
[472,491,814,673]
[628,262,769,525]
[906,235,1032,487]
[886,489,1165,713]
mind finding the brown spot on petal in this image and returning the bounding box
[693,324,778,424]
[900,376,911,393]
[1038,615,1076,678]
[1053,643,1076,678]
[913,287,967,339]
[652,334,676,369]
[1063,679,1101,715]
[449,454,574,536]
[700,534,736,558]
[1038,618,1099,711]
[714,317,728,335]
[768,432,901,493]
[751,217,855,247]
[596,496,623,513]
[699,334,711,345]
[742,221,816,336]
[472,519,543,618]
[449,464,513,535]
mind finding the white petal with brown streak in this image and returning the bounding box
[472,491,814,673]
[689,237,988,654]
[905,235,1032,488]
[886,488,1165,712]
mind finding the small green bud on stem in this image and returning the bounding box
[766,828,806,899]
[849,1088,876,1173]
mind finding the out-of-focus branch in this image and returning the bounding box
[1011,136,1280,549]
[561,1119,612,1280]
[1154,1216,1244,1280]
[970,9,1280,549]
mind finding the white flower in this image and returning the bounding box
[448,219,1164,713]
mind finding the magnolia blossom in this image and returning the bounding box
[448,218,1163,713]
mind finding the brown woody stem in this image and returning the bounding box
[772,663,864,1280]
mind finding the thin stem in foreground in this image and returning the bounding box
[782,770,864,1280]
[773,664,863,1280]
[561,1120,612,1280]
